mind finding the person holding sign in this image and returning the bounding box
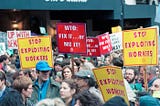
[29,60,60,104]
[74,70,104,104]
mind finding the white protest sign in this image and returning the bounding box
[109,32,122,51]
[7,30,31,49]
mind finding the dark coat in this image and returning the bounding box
[0,88,33,106]
[0,87,11,101]
[29,78,60,104]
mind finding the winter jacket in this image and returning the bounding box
[29,78,60,104]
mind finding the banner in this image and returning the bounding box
[97,32,112,55]
[87,37,100,56]
[57,23,87,54]
[123,28,158,66]
[93,66,129,105]
[17,36,53,69]
[109,32,122,51]
[7,30,31,49]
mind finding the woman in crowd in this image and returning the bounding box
[60,79,77,106]
[62,65,73,80]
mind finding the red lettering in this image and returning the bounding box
[8,31,15,39]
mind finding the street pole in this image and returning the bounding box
[120,0,125,30]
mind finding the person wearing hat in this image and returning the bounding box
[74,70,104,104]
[29,60,60,104]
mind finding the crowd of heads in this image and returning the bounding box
[0,49,160,106]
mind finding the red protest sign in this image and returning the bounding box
[87,37,100,56]
[97,32,112,55]
[57,23,87,54]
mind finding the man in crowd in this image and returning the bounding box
[124,67,144,92]
[146,66,157,88]
[29,60,60,104]
[74,70,104,103]
[0,54,10,72]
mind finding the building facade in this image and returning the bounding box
[0,0,157,36]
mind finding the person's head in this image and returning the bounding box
[55,71,63,83]
[12,76,33,98]
[74,90,103,106]
[54,61,63,72]
[36,60,52,82]
[36,98,65,106]
[112,57,123,68]
[139,95,160,106]
[74,70,96,92]
[60,79,77,102]
[124,67,138,84]
[103,96,127,106]
[21,69,31,78]
[62,65,73,80]
[73,59,81,73]
[0,71,6,90]
[139,66,146,83]
[104,54,111,65]
[0,54,9,65]
[30,68,38,81]
[146,66,157,82]
[18,70,25,77]
[150,78,160,93]
[79,61,95,71]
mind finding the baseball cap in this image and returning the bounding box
[36,60,52,71]
[75,70,95,80]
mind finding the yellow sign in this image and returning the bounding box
[123,28,158,66]
[93,66,129,105]
[111,26,122,33]
[17,36,53,69]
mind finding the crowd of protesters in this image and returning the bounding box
[0,48,160,106]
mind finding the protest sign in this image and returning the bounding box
[93,66,129,105]
[17,36,53,69]
[111,26,122,33]
[123,28,158,66]
[109,32,122,51]
[57,23,87,54]
[7,30,31,49]
[87,37,100,56]
[97,32,112,55]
